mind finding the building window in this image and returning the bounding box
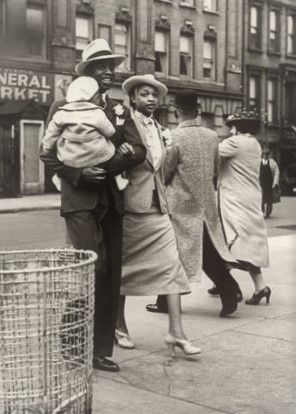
[203,40,215,79]
[287,15,296,55]
[249,76,260,111]
[0,0,5,41]
[269,10,280,53]
[76,15,93,60]
[26,4,47,58]
[203,0,217,12]
[249,6,261,49]
[114,23,131,72]
[155,30,169,75]
[180,35,193,77]
[267,79,277,124]
[180,0,195,7]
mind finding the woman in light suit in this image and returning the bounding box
[115,75,201,357]
[219,109,271,305]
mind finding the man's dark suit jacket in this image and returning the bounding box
[40,95,146,216]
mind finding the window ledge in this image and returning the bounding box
[286,53,296,59]
[268,50,281,57]
[1,55,51,65]
[203,9,219,15]
[155,71,170,78]
[266,123,280,129]
[248,47,263,54]
[179,3,196,10]
[154,0,173,4]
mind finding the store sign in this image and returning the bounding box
[0,68,54,104]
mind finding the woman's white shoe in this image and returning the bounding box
[115,329,135,349]
[164,333,201,356]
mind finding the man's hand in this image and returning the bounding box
[117,142,135,156]
[81,167,107,184]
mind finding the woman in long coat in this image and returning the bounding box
[218,109,271,305]
[115,75,201,357]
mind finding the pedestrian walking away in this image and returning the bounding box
[40,38,146,373]
[115,75,201,358]
[147,90,242,318]
[218,108,271,305]
[260,147,280,219]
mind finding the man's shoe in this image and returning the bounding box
[207,286,220,296]
[93,357,119,372]
[146,303,168,313]
[219,296,238,318]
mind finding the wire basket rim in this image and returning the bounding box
[0,248,97,275]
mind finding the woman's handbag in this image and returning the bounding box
[272,184,281,203]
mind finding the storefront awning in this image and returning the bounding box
[0,100,32,116]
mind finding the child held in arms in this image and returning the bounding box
[42,76,133,190]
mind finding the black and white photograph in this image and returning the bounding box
[0,0,295,413]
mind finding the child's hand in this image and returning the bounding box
[117,143,135,156]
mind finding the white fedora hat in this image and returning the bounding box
[122,74,168,98]
[75,38,125,74]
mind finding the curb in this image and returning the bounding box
[0,205,60,214]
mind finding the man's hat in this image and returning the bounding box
[226,108,261,126]
[75,39,125,75]
[122,74,168,98]
[173,90,199,111]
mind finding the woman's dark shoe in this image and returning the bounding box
[207,286,220,296]
[146,303,168,313]
[245,286,271,305]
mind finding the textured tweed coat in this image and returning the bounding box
[218,134,269,268]
[165,119,236,281]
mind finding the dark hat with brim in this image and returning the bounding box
[226,108,261,126]
[172,90,199,111]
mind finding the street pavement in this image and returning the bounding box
[0,196,295,413]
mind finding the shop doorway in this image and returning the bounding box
[20,120,44,195]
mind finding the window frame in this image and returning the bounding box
[179,34,193,78]
[248,75,261,112]
[202,39,216,80]
[287,13,296,57]
[179,0,195,9]
[25,2,48,60]
[266,77,278,125]
[75,13,94,61]
[154,29,170,75]
[203,0,218,13]
[0,0,6,41]
[114,21,132,72]
[249,4,262,51]
[268,7,280,54]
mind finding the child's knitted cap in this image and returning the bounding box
[66,76,99,103]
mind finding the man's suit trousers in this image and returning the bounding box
[65,204,122,358]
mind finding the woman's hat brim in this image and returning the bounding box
[122,75,168,98]
[226,118,261,126]
[75,54,125,74]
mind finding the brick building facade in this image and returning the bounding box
[243,0,296,193]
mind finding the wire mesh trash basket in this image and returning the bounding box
[0,249,97,414]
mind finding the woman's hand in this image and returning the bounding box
[117,142,135,156]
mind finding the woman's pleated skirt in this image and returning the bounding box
[121,208,191,296]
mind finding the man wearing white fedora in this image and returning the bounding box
[40,39,145,372]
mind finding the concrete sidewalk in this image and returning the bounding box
[0,193,60,213]
[92,233,296,414]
